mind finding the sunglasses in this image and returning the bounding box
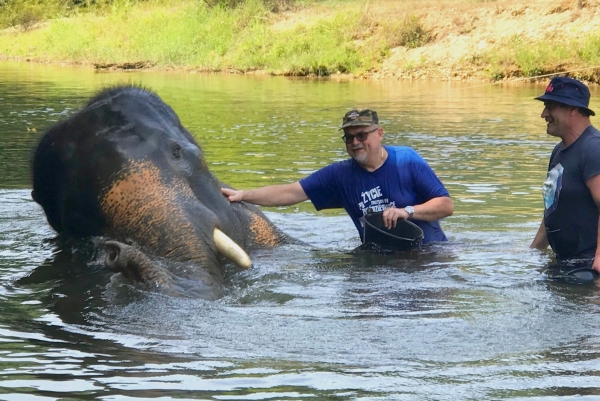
[341,127,379,144]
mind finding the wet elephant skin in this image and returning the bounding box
[30,85,293,299]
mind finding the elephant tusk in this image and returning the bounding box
[213,228,252,269]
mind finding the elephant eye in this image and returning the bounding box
[172,144,182,160]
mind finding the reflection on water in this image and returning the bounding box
[1,61,600,399]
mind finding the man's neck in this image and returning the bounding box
[562,120,592,148]
[362,146,387,172]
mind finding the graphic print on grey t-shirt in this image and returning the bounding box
[543,163,564,215]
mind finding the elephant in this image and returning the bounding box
[31,85,295,300]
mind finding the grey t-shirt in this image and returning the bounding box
[543,125,600,260]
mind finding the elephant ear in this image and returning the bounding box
[228,200,296,248]
[31,130,67,233]
[31,101,128,237]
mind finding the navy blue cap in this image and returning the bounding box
[535,76,595,116]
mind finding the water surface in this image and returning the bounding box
[1,61,600,400]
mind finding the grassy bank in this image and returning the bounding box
[2,0,600,82]
[0,0,392,75]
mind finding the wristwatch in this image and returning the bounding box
[404,206,414,219]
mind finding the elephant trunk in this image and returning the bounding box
[104,240,174,289]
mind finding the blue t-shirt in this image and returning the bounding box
[299,146,450,243]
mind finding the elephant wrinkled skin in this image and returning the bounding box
[31,85,294,299]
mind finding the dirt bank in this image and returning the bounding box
[365,0,600,83]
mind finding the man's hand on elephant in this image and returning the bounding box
[222,188,244,202]
[381,206,410,229]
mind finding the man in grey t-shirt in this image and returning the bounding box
[530,76,600,272]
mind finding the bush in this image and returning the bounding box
[201,0,303,13]
[380,14,430,49]
[0,0,155,29]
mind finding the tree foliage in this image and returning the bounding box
[0,0,151,29]
[0,0,307,29]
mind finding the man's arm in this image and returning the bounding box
[530,219,549,250]
[222,181,308,207]
[381,196,454,229]
[585,174,600,272]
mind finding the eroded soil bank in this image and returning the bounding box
[351,0,600,83]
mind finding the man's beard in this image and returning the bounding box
[352,149,368,165]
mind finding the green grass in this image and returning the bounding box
[0,0,388,74]
[1,0,599,80]
[482,32,600,81]
[0,0,432,75]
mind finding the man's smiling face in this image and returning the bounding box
[541,101,572,138]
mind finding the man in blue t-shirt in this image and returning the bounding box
[530,77,600,273]
[222,109,454,244]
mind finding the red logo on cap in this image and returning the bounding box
[546,83,553,93]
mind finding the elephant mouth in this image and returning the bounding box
[102,239,227,300]
[103,228,251,287]
[104,239,173,287]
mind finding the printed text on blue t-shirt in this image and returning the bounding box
[358,185,396,214]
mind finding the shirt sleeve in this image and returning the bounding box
[299,163,344,210]
[581,133,600,182]
[407,150,450,201]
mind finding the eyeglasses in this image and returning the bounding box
[341,127,379,144]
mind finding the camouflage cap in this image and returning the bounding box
[340,109,379,130]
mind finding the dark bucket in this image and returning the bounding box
[546,263,599,284]
[360,211,424,252]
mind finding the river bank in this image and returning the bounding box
[372,0,600,83]
[2,0,600,84]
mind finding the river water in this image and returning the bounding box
[1,61,600,400]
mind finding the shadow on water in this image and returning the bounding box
[16,237,136,327]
